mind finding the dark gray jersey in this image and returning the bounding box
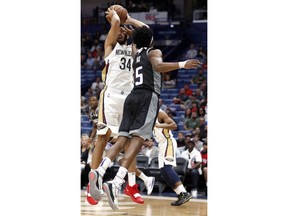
[132,47,162,95]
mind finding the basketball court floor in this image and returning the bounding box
[80,190,207,216]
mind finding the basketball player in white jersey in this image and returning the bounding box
[87,6,154,205]
[153,109,193,206]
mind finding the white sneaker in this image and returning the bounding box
[88,170,103,201]
[191,189,198,198]
[144,176,155,195]
[103,181,121,211]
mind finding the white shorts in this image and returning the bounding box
[158,138,177,169]
[97,87,130,138]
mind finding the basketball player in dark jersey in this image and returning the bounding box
[91,26,203,211]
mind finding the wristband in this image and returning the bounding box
[178,61,187,69]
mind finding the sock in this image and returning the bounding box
[128,172,136,186]
[96,157,111,177]
[138,172,148,184]
[174,184,186,195]
[114,166,128,186]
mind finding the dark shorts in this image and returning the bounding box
[119,89,159,139]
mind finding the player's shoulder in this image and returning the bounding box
[148,48,162,57]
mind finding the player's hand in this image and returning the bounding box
[121,25,134,37]
[185,59,203,69]
[105,6,118,22]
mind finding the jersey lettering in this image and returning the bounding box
[135,66,143,86]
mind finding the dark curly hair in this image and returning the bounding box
[132,26,153,49]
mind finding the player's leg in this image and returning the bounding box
[123,141,144,204]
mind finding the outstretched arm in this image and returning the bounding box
[149,49,203,73]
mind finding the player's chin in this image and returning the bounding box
[117,38,126,45]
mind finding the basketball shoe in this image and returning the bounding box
[144,176,155,195]
[86,183,98,205]
[88,170,103,201]
[171,192,192,206]
[103,181,122,211]
[124,184,144,204]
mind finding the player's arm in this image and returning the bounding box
[89,123,97,142]
[149,49,203,73]
[155,110,177,130]
[104,6,121,58]
[124,13,148,28]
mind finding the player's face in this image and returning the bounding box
[117,29,128,45]
[89,97,98,108]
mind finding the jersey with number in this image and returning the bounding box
[103,43,133,92]
[132,47,161,95]
[89,107,98,124]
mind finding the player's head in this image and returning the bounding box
[89,96,98,109]
[132,26,153,49]
[117,26,128,45]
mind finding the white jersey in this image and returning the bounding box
[103,43,133,92]
[153,118,177,168]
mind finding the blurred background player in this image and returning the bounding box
[153,109,193,206]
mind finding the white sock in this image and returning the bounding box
[174,184,186,195]
[114,166,128,185]
[138,172,148,184]
[96,157,111,177]
[128,172,136,186]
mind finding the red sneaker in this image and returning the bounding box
[124,184,144,204]
[86,183,98,205]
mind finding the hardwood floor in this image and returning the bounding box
[81,190,207,216]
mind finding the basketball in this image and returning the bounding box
[107,5,128,24]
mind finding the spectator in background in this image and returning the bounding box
[196,46,207,63]
[90,76,104,98]
[201,139,207,193]
[184,111,199,131]
[173,88,189,105]
[180,140,202,198]
[198,117,207,141]
[162,73,176,89]
[185,43,198,59]
[81,96,89,115]
[139,138,159,164]
[176,132,186,152]
[183,108,191,122]
[191,126,200,137]
[99,29,108,43]
[198,107,207,123]
[84,88,97,99]
[199,82,207,100]
[95,45,105,70]
[84,51,96,70]
[191,68,207,87]
[194,88,205,105]
[184,83,193,97]
[90,39,100,58]
[192,134,203,152]
[190,100,198,113]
